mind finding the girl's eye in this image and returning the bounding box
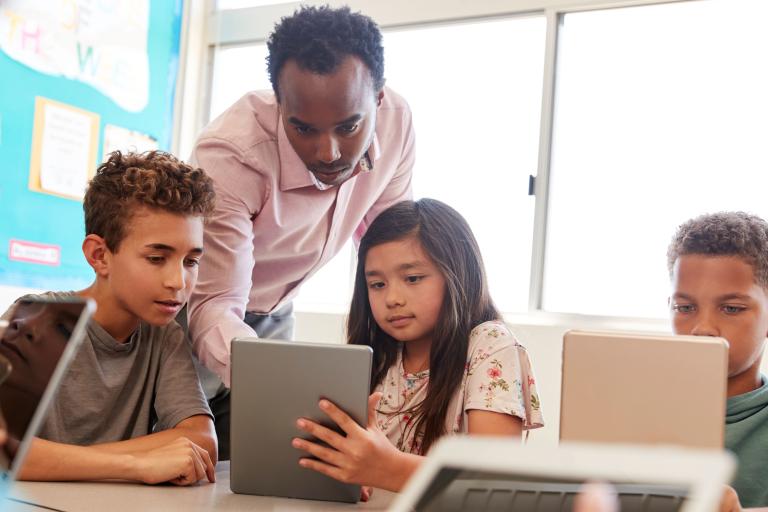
[368,281,385,290]
[295,126,312,135]
[723,305,746,314]
[338,123,359,134]
[672,303,695,313]
[406,275,425,283]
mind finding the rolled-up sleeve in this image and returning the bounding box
[188,139,266,388]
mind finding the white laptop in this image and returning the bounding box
[390,436,735,512]
[0,296,94,503]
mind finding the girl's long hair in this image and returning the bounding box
[347,198,500,454]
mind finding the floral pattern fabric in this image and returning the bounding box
[374,320,544,454]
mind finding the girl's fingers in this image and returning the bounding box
[292,437,345,468]
[318,399,365,436]
[298,457,349,483]
[296,418,347,451]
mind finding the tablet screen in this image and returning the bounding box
[0,298,86,471]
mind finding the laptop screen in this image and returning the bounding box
[0,297,91,473]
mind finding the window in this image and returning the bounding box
[205,0,768,320]
[208,16,546,313]
[543,0,768,318]
[384,16,546,312]
[216,0,299,9]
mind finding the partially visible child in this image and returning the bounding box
[291,198,543,492]
[5,150,218,485]
[668,212,768,510]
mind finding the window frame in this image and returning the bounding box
[177,0,710,329]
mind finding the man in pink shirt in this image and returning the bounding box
[187,6,415,458]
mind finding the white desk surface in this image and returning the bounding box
[3,462,395,512]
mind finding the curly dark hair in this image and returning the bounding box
[84,150,216,251]
[266,5,385,99]
[667,211,768,288]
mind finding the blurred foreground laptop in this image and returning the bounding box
[390,437,735,512]
[0,296,94,502]
[560,329,728,448]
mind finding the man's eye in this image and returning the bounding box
[146,256,164,264]
[295,126,312,135]
[338,123,359,134]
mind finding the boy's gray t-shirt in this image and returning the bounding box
[21,292,212,444]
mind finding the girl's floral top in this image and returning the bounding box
[374,320,544,454]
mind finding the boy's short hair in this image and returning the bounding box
[84,150,216,251]
[667,211,768,288]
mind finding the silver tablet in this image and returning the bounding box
[230,338,373,503]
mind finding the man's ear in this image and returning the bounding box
[82,234,111,277]
[376,87,385,107]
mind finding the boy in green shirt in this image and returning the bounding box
[668,212,768,510]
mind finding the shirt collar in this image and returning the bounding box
[277,113,382,192]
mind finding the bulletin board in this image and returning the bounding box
[0,1,183,290]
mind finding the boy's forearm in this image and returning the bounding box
[18,438,137,482]
[91,415,217,463]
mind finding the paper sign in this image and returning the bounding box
[9,239,61,266]
[28,97,99,201]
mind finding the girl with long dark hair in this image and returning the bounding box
[292,199,543,493]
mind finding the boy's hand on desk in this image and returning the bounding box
[292,392,406,491]
[131,437,215,486]
[720,486,743,512]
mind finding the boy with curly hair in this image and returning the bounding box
[9,150,218,485]
[668,211,768,509]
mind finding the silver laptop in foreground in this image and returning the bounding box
[230,338,372,503]
[390,437,735,512]
[0,296,94,502]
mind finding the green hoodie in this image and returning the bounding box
[725,375,768,508]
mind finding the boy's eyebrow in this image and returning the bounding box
[716,293,753,301]
[145,243,204,255]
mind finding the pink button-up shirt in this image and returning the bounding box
[188,88,415,386]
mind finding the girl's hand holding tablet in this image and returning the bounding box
[292,392,422,492]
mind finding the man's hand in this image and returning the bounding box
[131,437,215,486]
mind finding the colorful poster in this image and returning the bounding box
[0,0,182,291]
[0,0,151,112]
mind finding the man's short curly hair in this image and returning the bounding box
[667,211,768,288]
[84,150,216,252]
[266,5,385,100]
